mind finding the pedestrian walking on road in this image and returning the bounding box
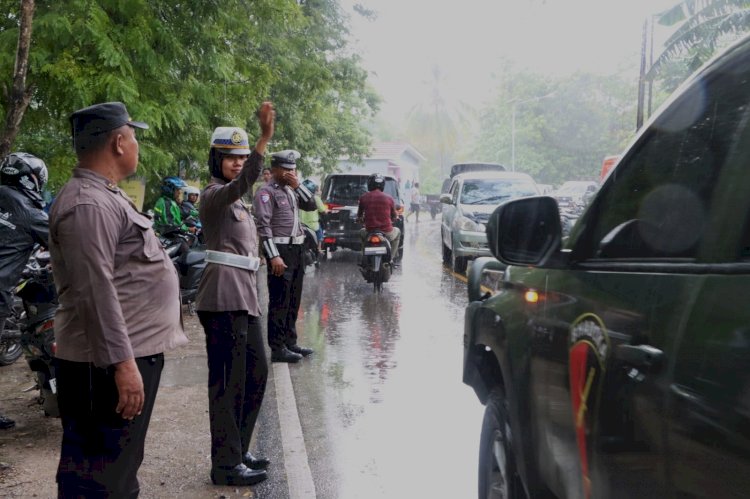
[406,181,421,222]
[49,101,188,498]
[253,150,317,363]
[194,103,275,486]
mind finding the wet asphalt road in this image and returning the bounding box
[266,217,485,498]
[0,216,484,498]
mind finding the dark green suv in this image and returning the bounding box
[463,35,750,498]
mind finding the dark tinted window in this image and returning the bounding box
[575,59,750,261]
[323,175,400,205]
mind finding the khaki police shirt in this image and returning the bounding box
[49,168,187,368]
[195,150,264,314]
[253,181,317,240]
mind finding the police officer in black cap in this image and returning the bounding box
[253,150,317,363]
[50,101,187,498]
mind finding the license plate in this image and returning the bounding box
[364,247,387,255]
[49,377,57,394]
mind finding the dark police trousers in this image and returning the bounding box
[267,243,305,351]
[198,311,268,468]
[56,354,164,499]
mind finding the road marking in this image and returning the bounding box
[274,363,316,498]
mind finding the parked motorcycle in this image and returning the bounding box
[359,231,394,292]
[15,249,59,417]
[159,227,206,314]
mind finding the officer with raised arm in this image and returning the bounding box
[253,151,316,363]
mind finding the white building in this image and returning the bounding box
[336,141,426,187]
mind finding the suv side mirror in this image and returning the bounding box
[439,193,453,204]
[487,196,562,266]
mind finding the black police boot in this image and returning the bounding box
[243,452,270,470]
[271,347,302,363]
[0,415,15,430]
[210,464,267,486]
[288,344,314,357]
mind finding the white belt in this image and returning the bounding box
[205,250,260,271]
[272,235,305,245]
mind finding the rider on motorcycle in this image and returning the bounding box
[0,152,50,429]
[356,173,401,262]
[180,185,202,232]
[153,176,195,235]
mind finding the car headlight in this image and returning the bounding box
[454,215,484,232]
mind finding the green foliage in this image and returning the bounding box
[0,0,378,205]
[469,69,637,185]
[649,0,750,88]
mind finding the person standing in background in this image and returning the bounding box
[406,181,421,222]
[298,179,326,253]
[253,150,317,363]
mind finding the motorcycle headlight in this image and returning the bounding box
[455,215,482,232]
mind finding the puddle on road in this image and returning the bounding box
[160,356,207,387]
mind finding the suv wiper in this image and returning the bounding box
[465,194,510,205]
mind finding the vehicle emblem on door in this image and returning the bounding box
[568,313,609,499]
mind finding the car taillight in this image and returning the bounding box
[326,202,344,212]
[323,237,337,244]
[368,235,381,244]
[39,320,54,334]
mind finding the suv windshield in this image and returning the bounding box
[460,179,538,205]
[324,175,401,205]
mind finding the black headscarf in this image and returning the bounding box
[208,148,228,182]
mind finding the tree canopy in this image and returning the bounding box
[0,0,379,200]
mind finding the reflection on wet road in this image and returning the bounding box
[291,219,483,498]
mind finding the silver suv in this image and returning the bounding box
[440,171,539,273]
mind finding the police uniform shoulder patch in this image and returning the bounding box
[260,193,270,204]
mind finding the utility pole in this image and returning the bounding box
[636,19,648,131]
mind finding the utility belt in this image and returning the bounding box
[272,235,305,245]
[205,250,260,271]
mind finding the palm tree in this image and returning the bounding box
[648,0,750,79]
[406,65,473,178]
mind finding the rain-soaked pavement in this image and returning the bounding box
[282,217,484,498]
[0,216,484,498]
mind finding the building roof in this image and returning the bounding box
[369,142,426,162]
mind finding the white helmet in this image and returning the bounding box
[183,186,200,196]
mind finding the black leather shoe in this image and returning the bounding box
[287,344,314,357]
[210,464,267,486]
[271,347,302,363]
[243,452,270,470]
[0,415,15,429]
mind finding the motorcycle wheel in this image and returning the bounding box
[37,372,60,418]
[0,326,23,365]
[373,270,382,292]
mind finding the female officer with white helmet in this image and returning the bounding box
[194,102,274,487]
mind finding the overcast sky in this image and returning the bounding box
[340,0,679,123]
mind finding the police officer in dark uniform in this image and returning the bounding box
[253,150,316,363]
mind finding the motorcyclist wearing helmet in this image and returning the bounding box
[356,173,401,262]
[0,152,50,430]
[153,176,193,234]
[180,185,201,231]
